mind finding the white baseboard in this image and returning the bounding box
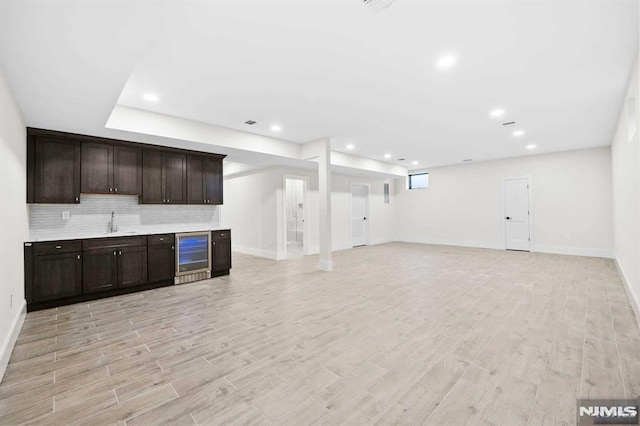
[317,259,333,271]
[532,244,614,259]
[0,300,26,384]
[396,236,504,251]
[615,257,640,330]
[232,244,278,260]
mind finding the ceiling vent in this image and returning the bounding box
[363,0,398,12]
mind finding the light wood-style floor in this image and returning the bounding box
[2,243,639,425]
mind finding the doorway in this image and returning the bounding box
[285,177,307,259]
[503,177,531,251]
[351,184,369,247]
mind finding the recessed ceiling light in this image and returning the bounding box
[526,144,537,150]
[412,161,419,165]
[490,109,505,118]
[384,154,391,159]
[513,130,525,137]
[270,124,282,132]
[346,144,355,150]
[437,55,457,69]
[143,93,159,102]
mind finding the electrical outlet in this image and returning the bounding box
[62,211,70,220]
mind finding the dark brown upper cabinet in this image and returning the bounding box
[81,142,142,195]
[142,150,187,204]
[187,156,223,205]
[27,128,225,205]
[27,134,81,203]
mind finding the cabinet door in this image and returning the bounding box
[81,142,113,194]
[186,156,206,204]
[83,249,118,294]
[142,150,164,204]
[212,237,232,272]
[163,153,187,204]
[204,157,223,204]
[118,246,148,288]
[33,253,82,302]
[148,244,175,283]
[34,137,80,203]
[113,146,142,195]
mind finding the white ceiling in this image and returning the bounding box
[1,0,638,169]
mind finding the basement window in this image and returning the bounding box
[409,172,429,189]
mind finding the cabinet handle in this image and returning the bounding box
[75,196,79,202]
[77,254,81,260]
[171,245,174,250]
[115,188,118,193]
[119,250,122,256]
[213,241,216,246]
[159,238,164,241]
[109,188,113,192]
[167,199,170,203]
[113,251,116,256]
[55,245,62,249]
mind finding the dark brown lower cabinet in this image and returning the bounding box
[25,230,229,311]
[119,246,148,287]
[212,230,232,273]
[33,252,82,302]
[148,244,175,283]
[83,246,147,293]
[82,248,118,294]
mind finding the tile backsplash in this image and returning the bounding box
[28,194,221,241]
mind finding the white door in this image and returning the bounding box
[503,178,531,251]
[351,184,369,247]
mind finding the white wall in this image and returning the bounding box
[222,167,396,259]
[0,66,28,381]
[394,147,614,258]
[221,169,282,259]
[611,56,640,323]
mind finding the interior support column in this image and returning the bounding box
[316,139,333,271]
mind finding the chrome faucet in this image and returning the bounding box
[108,211,118,233]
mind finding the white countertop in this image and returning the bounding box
[27,226,230,243]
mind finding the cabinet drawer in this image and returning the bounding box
[33,240,81,256]
[83,236,147,251]
[212,230,231,239]
[148,234,174,246]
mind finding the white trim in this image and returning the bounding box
[397,236,504,250]
[394,237,613,258]
[316,259,333,271]
[349,182,370,248]
[232,244,279,260]
[0,300,26,383]
[501,176,533,251]
[614,257,640,329]
[531,244,614,258]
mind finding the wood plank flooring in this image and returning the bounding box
[1,243,639,425]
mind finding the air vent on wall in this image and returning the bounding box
[363,0,398,12]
